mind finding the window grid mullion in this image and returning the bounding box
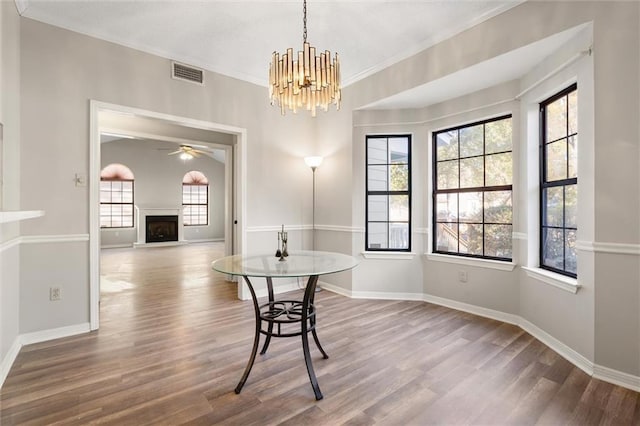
[365,135,411,252]
[433,115,512,261]
[539,83,577,278]
[386,146,390,245]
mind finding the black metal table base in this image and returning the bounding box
[234,275,328,400]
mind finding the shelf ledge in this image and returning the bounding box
[362,251,416,260]
[0,210,45,224]
[425,253,516,271]
[522,266,580,294]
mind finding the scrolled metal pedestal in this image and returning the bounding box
[234,274,328,400]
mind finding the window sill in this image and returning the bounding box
[362,251,416,260]
[0,210,45,224]
[522,266,580,294]
[425,253,516,271]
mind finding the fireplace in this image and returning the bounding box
[145,215,179,243]
[135,207,185,247]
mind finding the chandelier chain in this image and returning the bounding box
[303,0,307,43]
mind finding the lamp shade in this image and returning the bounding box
[304,156,323,169]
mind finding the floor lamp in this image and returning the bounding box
[304,156,323,250]
[305,156,323,291]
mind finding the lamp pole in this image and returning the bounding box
[311,165,317,250]
[305,156,323,292]
[304,156,323,251]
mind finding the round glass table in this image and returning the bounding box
[212,250,358,400]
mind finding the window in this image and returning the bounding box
[540,84,577,277]
[433,115,513,260]
[365,135,411,251]
[100,163,134,228]
[182,170,209,226]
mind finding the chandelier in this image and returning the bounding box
[268,0,341,117]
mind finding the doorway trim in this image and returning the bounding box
[89,100,247,330]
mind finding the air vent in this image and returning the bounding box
[172,61,204,85]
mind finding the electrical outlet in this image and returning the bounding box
[458,271,468,283]
[50,287,61,301]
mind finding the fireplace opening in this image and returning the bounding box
[146,215,179,243]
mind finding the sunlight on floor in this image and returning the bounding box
[100,276,136,293]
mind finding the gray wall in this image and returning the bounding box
[100,139,226,247]
[0,1,23,373]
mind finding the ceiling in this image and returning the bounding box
[99,110,229,163]
[362,24,585,110]
[17,0,524,89]
[18,1,586,111]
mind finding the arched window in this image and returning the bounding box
[100,163,135,228]
[182,171,209,226]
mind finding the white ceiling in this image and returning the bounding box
[17,0,524,88]
[362,24,584,110]
[99,111,229,163]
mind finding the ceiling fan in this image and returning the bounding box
[167,145,207,160]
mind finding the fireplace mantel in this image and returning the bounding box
[135,207,186,247]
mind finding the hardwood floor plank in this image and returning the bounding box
[504,376,560,425]
[363,375,439,424]
[1,243,638,425]
[536,367,591,425]
[600,385,638,425]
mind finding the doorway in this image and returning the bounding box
[89,101,247,330]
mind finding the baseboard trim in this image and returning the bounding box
[422,294,520,326]
[352,290,425,301]
[593,364,640,392]
[0,322,90,389]
[317,281,352,298]
[20,323,91,346]
[426,295,640,392]
[335,290,640,393]
[0,337,22,389]
[519,318,593,377]
[101,244,133,249]
[422,294,594,377]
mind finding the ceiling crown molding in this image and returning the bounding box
[14,0,30,16]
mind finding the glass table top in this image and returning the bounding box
[212,250,359,278]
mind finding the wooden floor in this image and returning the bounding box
[1,243,639,425]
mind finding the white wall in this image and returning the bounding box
[0,1,23,381]
[100,139,226,246]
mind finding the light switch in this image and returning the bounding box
[74,173,87,187]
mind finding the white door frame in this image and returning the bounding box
[89,100,247,331]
